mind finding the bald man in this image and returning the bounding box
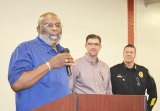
[8,12,74,111]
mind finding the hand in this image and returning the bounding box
[48,53,74,69]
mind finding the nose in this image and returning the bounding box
[92,45,97,48]
[50,25,58,31]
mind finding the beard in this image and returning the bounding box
[39,34,62,47]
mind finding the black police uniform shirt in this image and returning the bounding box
[110,62,157,111]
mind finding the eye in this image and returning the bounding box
[55,23,62,28]
[42,23,62,28]
[87,43,100,46]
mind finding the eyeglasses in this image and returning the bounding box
[41,22,62,29]
[87,43,101,46]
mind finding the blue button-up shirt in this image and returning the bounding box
[8,36,70,111]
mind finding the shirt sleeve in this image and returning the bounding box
[8,43,34,85]
[70,63,80,93]
[146,70,157,111]
[106,68,113,94]
[110,66,118,94]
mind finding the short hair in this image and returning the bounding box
[123,44,136,51]
[86,34,101,44]
[38,12,59,25]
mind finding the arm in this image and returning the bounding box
[110,66,117,94]
[69,63,79,93]
[11,53,74,92]
[106,69,113,94]
[146,72,157,111]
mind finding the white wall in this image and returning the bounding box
[0,0,127,110]
[135,0,160,111]
[0,0,159,111]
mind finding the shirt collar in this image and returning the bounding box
[122,62,137,71]
[84,53,99,65]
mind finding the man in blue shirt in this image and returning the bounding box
[8,12,74,111]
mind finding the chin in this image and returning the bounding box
[126,61,133,63]
[90,54,97,57]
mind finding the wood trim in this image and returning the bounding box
[128,0,134,45]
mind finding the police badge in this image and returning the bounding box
[138,71,143,78]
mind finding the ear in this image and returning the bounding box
[37,25,40,34]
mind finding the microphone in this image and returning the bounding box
[60,48,72,76]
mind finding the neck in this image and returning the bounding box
[87,54,98,64]
[124,61,134,69]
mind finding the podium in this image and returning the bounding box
[33,94,147,111]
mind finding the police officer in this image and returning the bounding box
[110,44,157,111]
